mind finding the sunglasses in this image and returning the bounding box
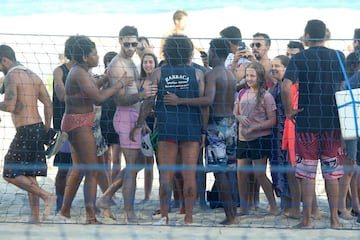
[250,42,262,48]
[123,42,138,48]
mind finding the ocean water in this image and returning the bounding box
[1,0,358,17]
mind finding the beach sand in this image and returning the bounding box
[1,6,360,240]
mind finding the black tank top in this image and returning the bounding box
[52,64,69,130]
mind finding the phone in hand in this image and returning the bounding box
[200,51,207,58]
[239,42,246,51]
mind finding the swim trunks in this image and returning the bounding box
[3,123,47,178]
[61,112,95,133]
[295,130,344,180]
[205,117,237,171]
[113,106,141,149]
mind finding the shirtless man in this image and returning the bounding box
[163,38,238,224]
[96,25,156,223]
[159,10,201,60]
[0,44,56,223]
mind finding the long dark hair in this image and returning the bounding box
[246,62,266,108]
[140,52,158,79]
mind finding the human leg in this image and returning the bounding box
[110,144,122,183]
[4,176,55,221]
[97,154,111,194]
[179,141,199,224]
[54,152,72,213]
[60,127,98,223]
[55,166,70,213]
[143,155,154,201]
[28,192,40,223]
[286,165,301,218]
[121,148,143,222]
[156,141,178,223]
[350,167,360,215]
[196,148,207,208]
[237,158,251,215]
[252,157,278,214]
[214,171,239,225]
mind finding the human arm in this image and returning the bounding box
[78,69,125,104]
[53,67,66,102]
[93,74,109,89]
[281,78,303,122]
[129,70,160,142]
[233,92,251,127]
[38,80,53,130]
[0,75,17,113]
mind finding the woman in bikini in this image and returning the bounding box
[57,36,126,224]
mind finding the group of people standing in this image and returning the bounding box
[0,11,360,229]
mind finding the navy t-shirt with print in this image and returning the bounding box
[155,65,201,142]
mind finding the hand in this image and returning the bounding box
[142,80,157,98]
[163,92,179,105]
[286,108,304,124]
[121,71,133,87]
[129,126,141,142]
[235,115,250,127]
[143,123,152,135]
[236,49,255,62]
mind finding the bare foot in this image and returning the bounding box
[126,211,142,224]
[184,214,193,225]
[86,218,102,225]
[330,222,343,229]
[284,212,301,219]
[338,210,354,220]
[179,206,185,214]
[219,217,239,225]
[28,217,41,225]
[292,222,313,229]
[285,208,301,219]
[42,194,56,221]
[269,206,280,215]
[99,208,116,220]
[311,209,322,220]
[96,196,112,209]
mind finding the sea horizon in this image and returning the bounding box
[2,0,360,17]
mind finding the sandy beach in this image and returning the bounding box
[1,5,360,240]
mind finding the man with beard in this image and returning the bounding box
[0,44,56,223]
[251,32,273,89]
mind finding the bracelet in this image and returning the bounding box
[201,128,207,134]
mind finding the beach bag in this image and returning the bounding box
[334,51,360,140]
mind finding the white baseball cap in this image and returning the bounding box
[141,133,154,157]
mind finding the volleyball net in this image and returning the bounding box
[0,33,359,236]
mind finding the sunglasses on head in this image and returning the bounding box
[123,42,138,48]
[250,42,262,48]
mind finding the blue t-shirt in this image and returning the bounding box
[284,46,345,133]
[155,65,201,142]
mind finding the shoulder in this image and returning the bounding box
[264,91,275,101]
[195,68,204,78]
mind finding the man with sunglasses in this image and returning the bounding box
[251,32,273,89]
[96,25,156,223]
